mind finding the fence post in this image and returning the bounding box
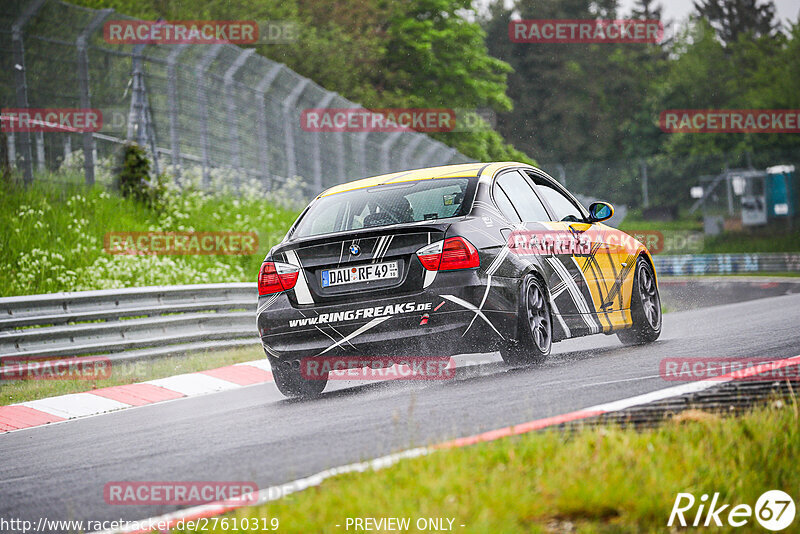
[380,132,403,174]
[8,131,16,166]
[35,133,45,171]
[420,141,442,166]
[11,0,46,185]
[76,8,113,186]
[166,44,188,184]
[196,44,223,188]
[555,163,566,186]
[401,134,425,169]
[440,147,457,165]
[255,63,284,189]
[312,92,336,190]
[356,131,369,177]
[63,136,72,166]
[281,78,309,181]
[129,42,160,176]
[640,159,649,208]
[224,48,255,187]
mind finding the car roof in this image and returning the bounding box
[318,162,531,197]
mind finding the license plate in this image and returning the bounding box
[321,261,399,288]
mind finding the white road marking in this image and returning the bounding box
[147,373,240,396]
[21,393,130,419]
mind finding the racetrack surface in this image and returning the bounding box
[1,284,799,529]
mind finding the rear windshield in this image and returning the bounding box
[292,178,475,238]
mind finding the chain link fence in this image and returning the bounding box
[0,0,470,195]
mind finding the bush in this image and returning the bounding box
[116,143,166,209]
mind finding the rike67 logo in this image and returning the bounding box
[669,490,796,531]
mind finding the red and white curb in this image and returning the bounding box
[0,360,274,434]
[0,353,502,434]
[95,354,800,534]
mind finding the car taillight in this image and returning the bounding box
[258,261,300,295]
[416,237,479,271]
[416,241,443,271]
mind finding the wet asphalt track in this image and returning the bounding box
[1,279,800,529]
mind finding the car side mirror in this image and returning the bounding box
[588,201,614,223]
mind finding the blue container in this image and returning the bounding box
[765,165,796,219]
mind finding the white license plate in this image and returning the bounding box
[321,261,399,287]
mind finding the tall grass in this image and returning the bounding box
[187,402,800,533]
[0,172,301,296]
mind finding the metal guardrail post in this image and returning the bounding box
[255,64,284,188]
[11,0,46,185]
[166,44,188,183]
[401,134,425,169]
[281,79,309,180]
[77,8,114,186]
[380,131,403,174]
[224,48,255,186]
[312,92,336,189]
[196,44,223,188]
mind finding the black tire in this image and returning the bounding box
[271,358,328,398]
[617,257,662,345]
[500,275,552,366]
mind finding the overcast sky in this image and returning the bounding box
[617,0,800,26]
[480,1,800,27]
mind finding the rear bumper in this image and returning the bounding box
[256,270,518,360]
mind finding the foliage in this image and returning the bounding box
[694,0,780,45]
[115,143,168,209]
[0,171,301,297]
[69,0,532,164]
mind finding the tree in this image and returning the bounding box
[693,0,779,45]
[630,0,662,20]
[72,0,530,163]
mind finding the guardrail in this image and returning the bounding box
[0,283,259,379]
[653,253,800,276]
[1,253,798,378]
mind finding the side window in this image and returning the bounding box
[493,184,520,222]
[495,171,550,222]
[530,176,585,222]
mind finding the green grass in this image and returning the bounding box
[619,217,800,255]
[618,216,703,233]
[702,229,800,254]
[178,401,799,533]
[0,345,265,405]
[0,171,300,296]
